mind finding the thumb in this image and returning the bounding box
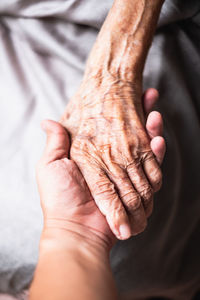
[41,120,70,163]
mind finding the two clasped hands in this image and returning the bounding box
[30,0,166,299]
[29,88,165,300]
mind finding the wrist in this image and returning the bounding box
[31,220,117,300]
[41,218,112,256]
[84,0,164,82]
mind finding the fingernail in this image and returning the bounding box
[119,224,131,240]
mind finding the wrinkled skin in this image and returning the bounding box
[60,0,165,239]
[60,85,165,239]
[37,91,164,248]
[37,126,114,247]
[33,93,165,300]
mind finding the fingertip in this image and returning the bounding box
[146,111,163,138]
[41,119,56,132]
[40,120,70,162]
[151,136,166,165]
[41,119,67,135]
[143,88,159,115]
[106,211,131,240]
[147,111,163,125]
[118,224,132,240]
[148,88,159,100]
[151,136,166,152]
[88,172,132,241]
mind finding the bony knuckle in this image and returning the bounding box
[126,161,137,172]
[124,194,141,211]
[141,150,154,163]
[140,185,153,202]
[94,180,115,197]
[112,204,126,216]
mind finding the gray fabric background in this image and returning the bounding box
[0,1,200,299]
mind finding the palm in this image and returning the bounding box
[38,157,114,244]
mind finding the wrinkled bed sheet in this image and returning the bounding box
[0,295,18,300]
[0,291,27,300]
[0,0,200,299]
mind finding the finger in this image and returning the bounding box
[126,162,153,214]
[108,169,147,235]
[146,111,166,165]
[143,88,159,116]
[41,120,70,163]
[146,111,163,139]
[145,200,154,218]
[102,148,147,235]
[142,151,163,192]
[150,136,166,165]
[78,165,132,240]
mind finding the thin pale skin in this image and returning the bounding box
[60,0,165,239]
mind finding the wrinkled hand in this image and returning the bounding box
[60,86,165,240]
[37,120,114,248]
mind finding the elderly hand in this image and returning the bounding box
[60,0,165,240]
[38,89,165,243]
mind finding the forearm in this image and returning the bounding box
[29,222,117,300]
[59,0,164,243]
[85,0,164,82]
